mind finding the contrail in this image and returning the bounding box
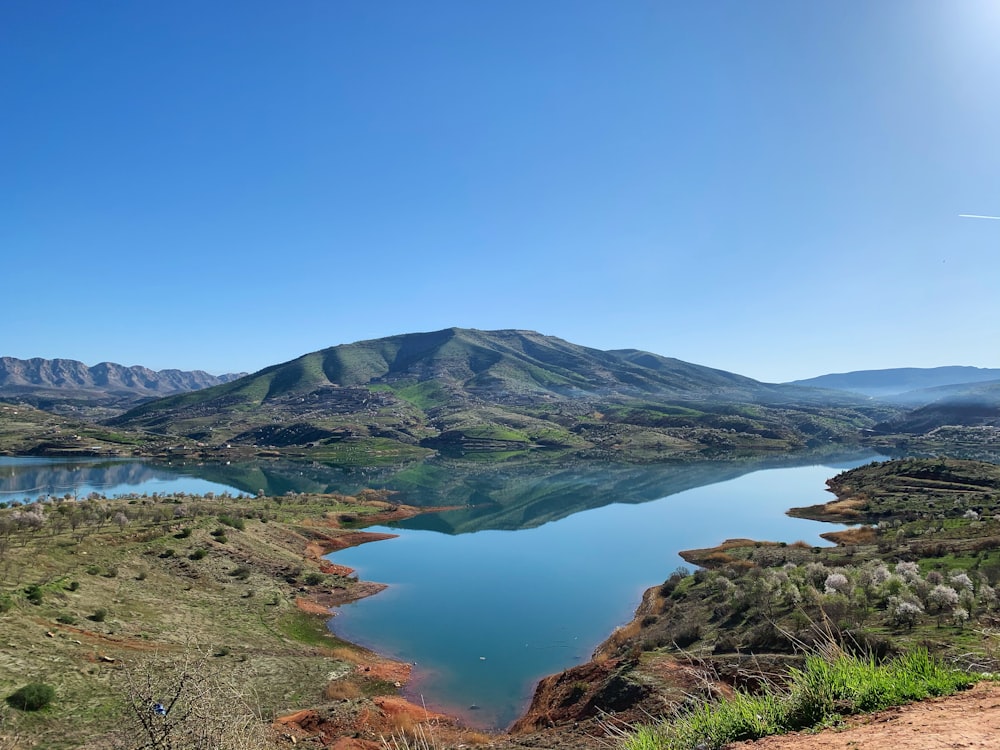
[959,214,1000,220]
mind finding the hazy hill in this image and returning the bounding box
[109,328,892,461]
[0,356,245,418]
[789,366,1000,401]
[874,381,1000,435]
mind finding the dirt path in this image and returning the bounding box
[734,681,1000,750]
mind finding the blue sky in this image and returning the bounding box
[3,1,998,382]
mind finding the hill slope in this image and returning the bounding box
[874,381,1000,434]
[109,328,892,461]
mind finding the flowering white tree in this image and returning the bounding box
[824,572,850,596]
[889,596,923,628]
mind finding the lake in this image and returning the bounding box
[0,450,885,728]
[324,452,885,728]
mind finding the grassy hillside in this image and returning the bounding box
[107,329,893,463]
[0,402,158,458]
[0,488,433,749]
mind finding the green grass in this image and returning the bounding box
[458,425,531,442]
[382,381,452,410]
[277,610,343,648]
[619,648,978,750]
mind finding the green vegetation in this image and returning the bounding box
[0,402,161,457]
[0,487,409,748]
[96,329,896,465]
[619,649,977,750]
[6,682,56,712]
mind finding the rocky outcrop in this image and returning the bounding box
[0,356,243,397]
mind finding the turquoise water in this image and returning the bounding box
[326,457,883,729]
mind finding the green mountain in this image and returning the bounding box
[109,328,894,462]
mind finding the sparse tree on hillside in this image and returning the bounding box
[112,652,279,750]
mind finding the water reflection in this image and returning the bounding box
[0,456,245,501]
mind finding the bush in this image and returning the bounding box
[89,608,107,622]
[67,580,80,591]
[7,682,55,711]
[667,620,702,649]
[24,585,43,605]
[189,548,207,560]
[228,567,251,581]
[56,613,77,625]
[210,527,229,543]
[174,527,192,539]
[218,515,245,531]
[304,572,324,586]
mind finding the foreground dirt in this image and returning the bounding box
[734,681,1000,750]
[275,680,1000,750]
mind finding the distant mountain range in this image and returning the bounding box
[789,366,1000,403]
[0,357,245,417]
[107,328,891,461]
[788,366,1000,436]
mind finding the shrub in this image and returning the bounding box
[174,527,192,539]
[210,527,229,543]
[24,585,43,605]
[56,613,77,625]
[159,548,175,559]
[89,608,107,622]
[218,515,245,531]
[659,567,691,597]
[7,682,55,711]
[189,548,207,560]
[672,624,703,649]
[67,580,80,591]
[304,572,324,586]
[229,567,251,581]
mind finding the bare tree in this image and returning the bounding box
[110,651,280,750]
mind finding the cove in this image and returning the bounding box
[327,453,885,729]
